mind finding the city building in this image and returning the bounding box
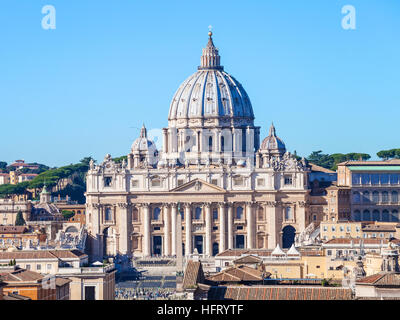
[0,250,116,300]
[9,160,39,171]
[0,173,10,185]
[0,199,32,225]
[0,226,46,250]
[86,32,313,261]
[18,173,38,183]
[337,159,400,222]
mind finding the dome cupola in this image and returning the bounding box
[168,31,254,128]
[131,124,157,154]
[260,123,286,155]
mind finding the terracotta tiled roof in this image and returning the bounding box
[309,163,336,173]
[324,238,400,245]
[233,255,262,265]
[182,260,205,289]
[356,273,400,286]
[0,267,43,283]
[2,292,31,300]
[216,249,272,257]
[0,249,87,261]
[55,277,72,287]
[0,226,27,234]
[338,159,400,166]
[207,265,266,283]
[207,286,353,300]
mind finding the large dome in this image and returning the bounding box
[168,32,254,126]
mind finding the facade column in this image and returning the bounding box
[219,202,226,253]
[143,204,151,257]
[171,203,177,256]
[267,201,278,249]
[184,203,192,256]
[205,203,212,256]
[246,202,255,249]
[163,204,170,256]
[162,128,168,153]
[227,203,234,249]
[118,203,130,256]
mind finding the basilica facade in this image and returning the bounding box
[85,32,312,261]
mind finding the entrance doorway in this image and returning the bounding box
[84,286,96,300]
[194,235,203,254]
[282,225,296,248]
[153,236,162,256]
[235,235,245,249]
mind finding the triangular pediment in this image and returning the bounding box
[171,178,226,193]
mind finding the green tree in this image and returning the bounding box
[15,211,26,226]
[62,210,75,220]
[0,161,7,171]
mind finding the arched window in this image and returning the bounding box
[391,210,399,222]
[362,191,370,203]
[285,207,293,220]
[105,207,112,221]
[195,207,202,220]
[236,206,243,220]
[208,137,213,152]
[353,210,361,221]
[372,210,380,221]
[363,210,371,221]
[221,136,225,152]
[392,191,398,203]
[372,191,379,203]
[382,191,389,203]
[353,192,360,203]
[153,207,161,220]
[382,210,390,221]
[282,225,296,249]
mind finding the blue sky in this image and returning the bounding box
[0,0,399,167]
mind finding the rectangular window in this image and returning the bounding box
[104,177,112,187]
[131,180,139,187]
[177,179,184,186]
[347,226,351,232]
[331,226,336,232]
[233,177,244,186]
[213,226,218,231]
[26,264,31,270]
[340,226,344,232]
[47,264,52,270]
[151,179,161,187]
[284,176,293,185]
[236,226,243,230]
[36,264,41,270]
[211,179,218,186]
[257,179,265,187]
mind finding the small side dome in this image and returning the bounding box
[131,124,158,154]
[260,123,286,154]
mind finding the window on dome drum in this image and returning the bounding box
[104,176,112,187]
[241,129,246,153]
[105,207,112,221]
[221,136,225,152]
[212,209,218,220]
[236,206,244,220]
[153,207,161,220]
[208,137,213,152]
